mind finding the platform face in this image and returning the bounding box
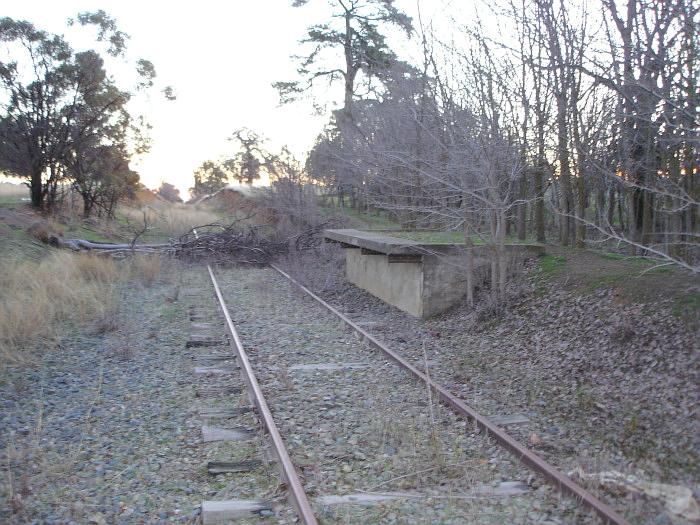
[328,229,545,318]
[345,247,425,317]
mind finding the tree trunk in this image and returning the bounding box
[595,187,605,227]
[575,176,586,248]
[463,206,474,308]
[30,169,43,208]
[496,209,507,299]
[642,188,653,246]
[517,176,527,240]
[534,168,545,242]
[607,187,616,228]
[556,96,574,246]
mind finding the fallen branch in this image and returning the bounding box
[51,237,171,251]
[47,219,341,265]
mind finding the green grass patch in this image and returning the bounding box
[600,252,627,260]
[597,252,675,275]
[0,196,27,205]
[672,293,700,318]
[386,230,541,245]
[586,275,624,291]
[159,303,180,321]
[1,222,31,239]
[538,254,566,275]
[66,226,113,243]
[319,205,401,229]
[387,230,465,244]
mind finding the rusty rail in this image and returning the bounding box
[271,263,630,525]
[201,258,318,524]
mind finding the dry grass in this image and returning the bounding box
[0,182,28,198]
[0,251,166,367]
[130,253,162,286]
[119,202,223,238]
[26,219,65,243]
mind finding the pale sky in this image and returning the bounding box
[3,0,453,198]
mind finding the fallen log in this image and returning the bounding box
[47,218,341,264]
[51,236,170,252]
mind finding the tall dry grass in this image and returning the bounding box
[0,251,165,366]
[119,202,223,238]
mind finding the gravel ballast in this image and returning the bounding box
[277,247,699,525]
[215,266,598,524]
[0,264,285,524]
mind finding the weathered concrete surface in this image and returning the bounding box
[421,254,486,318]
[346,247,425,317]
[325,228,425,254]
[201,500,270,523]
[201,425,252,442]
[329,229,544,318]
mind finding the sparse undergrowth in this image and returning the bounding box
[388,230,542,245]
[319,204,400,230]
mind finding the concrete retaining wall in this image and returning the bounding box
[345,244,544,319]
[345,248,424,317]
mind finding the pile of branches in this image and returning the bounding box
[173,224,279,265]
[51,219,338,265]
[172,212,347,263]
[173,221,334,265]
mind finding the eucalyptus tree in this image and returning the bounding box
[70,144,137,218]
[274,0,412,209]
[157,182,181,203]
[61,47,146,217]
[306,124,347,205]
[224,129,265,185]
[299,0,698,274]
[66,138,137,219]
[190,160,228,198]
[0,11,157,209]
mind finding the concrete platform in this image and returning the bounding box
[325,229,544,318]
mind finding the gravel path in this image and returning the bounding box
[215,266,597,524]
[0,264,284,524]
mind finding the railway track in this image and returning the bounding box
[190,261,631,524]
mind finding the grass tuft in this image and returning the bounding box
[130,254,162,286]
[672,292,700,329]
[0,252,119,365]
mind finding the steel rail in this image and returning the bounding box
[200,257,318,523]
[271,263,631,525]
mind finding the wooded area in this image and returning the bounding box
[280,0,698,274]
[1,1,697,275]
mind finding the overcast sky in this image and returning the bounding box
[3,0,460,197]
